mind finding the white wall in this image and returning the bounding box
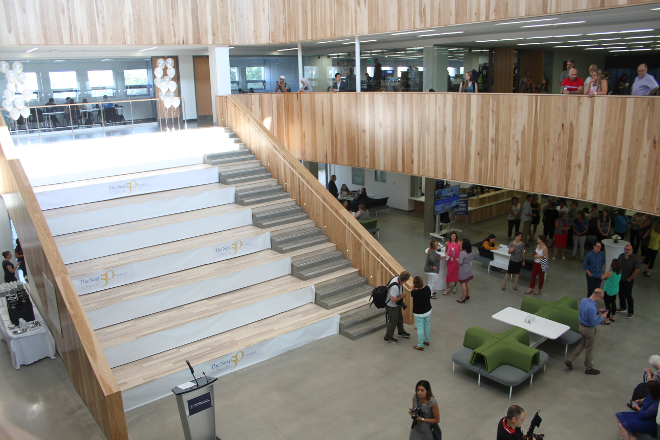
[178,55,197,120]
[330,165,414,211]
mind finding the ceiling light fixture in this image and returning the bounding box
[522,21,586,28]
[554,45,575,48]
[610,49,630,52]
[276,48,297,51]
[499,38,524,41]
[588,29,654,35]
[496,18,557,25]
[476,40,499,43]
[25,47,38,53]
[584,47,606,50]
[554,34,582,37]
[631,48,652,51]
[390,30,434,35]
[138,47,157,51]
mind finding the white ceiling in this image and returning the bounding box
[1,3,659,62]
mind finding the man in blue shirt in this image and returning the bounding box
[565,288,608,375]
[583,241,606,297]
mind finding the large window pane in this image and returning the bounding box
[124,69,148,85]
[22,72,39,101]
[88,70,114,87]
[230,67,239,81]
[246,67,264,80]
[49,71,78,89]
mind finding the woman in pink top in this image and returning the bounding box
[443,232,462,295]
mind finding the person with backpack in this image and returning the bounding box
[383,271,411,343]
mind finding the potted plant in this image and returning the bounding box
[612,234,621,244]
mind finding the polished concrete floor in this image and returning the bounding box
[1,209,657,440]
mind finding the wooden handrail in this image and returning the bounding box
[0,128,128,439]
[218,95,413,319]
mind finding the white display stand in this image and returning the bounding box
[602,239,629,269]
[489,246,511,273]
[492,307,570,348]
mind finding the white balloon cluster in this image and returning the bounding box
[1,61,32,121]
[154,58,181,110]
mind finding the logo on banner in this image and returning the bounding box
[75,266,135,292]
[208,349,260,374]
[214,239,250,259]
[106,178,154,196]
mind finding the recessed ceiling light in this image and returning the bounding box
[138,47,157,51]
[276,48,297,51]
[51,60,66,63]
[568,40,594,42]
[25,47,38,53]
[554,45,575,48]
[518,43,542,45]
[417,31,464,37]
[624,35,659,39]
[631,48,652,51]
[554,34,582,37]
[390,30,434,36]
[584,47,606,50]
[523,21,585,28]
[594,38,619,41]
[496,18,557,25]
[604,46,627,49]
[499,38,524,41]
[610,49,630,52]
[526,36,553,39]
[362,40,377,42]
[588,29,654,35]
[476,40,499,43]
[576,44,596,46]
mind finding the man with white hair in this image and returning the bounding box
[629,355,660,406]
[274,76,290,93]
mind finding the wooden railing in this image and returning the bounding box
[0,120,128,439]
[1,0,655,45]
[235,92,660,216]
[217,96,415,321]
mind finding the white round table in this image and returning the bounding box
[602,239,629,269]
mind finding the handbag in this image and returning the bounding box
[540,253,549,273]
[414,396,442,440]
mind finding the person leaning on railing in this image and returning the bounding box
[585,69,608,97]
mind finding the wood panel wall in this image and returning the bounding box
[519,49,545,92]
[0,121,128,440]
[193,56,213,118]
[492,47,515,93]
[1,0,656,45]
[233,92,660,216]
[217,96,416,323]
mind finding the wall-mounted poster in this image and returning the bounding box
[352,168,364,186]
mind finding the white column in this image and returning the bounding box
[208,46,232,125]
[298,43,303,83]
[355,36,361,93]
[423,46,450,92]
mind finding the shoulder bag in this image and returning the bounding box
[415,396,442,440]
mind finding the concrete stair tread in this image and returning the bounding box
[317,285,373,309]
[253,205,302,220]
[209,155,257,166]
[294,259,352,280]
[339,315,388,340]
[271,226,321,242]
[219,167,267,178]
[238,193,289,206]
[255,213,309,228]
[339,305,385,331]
[315,275,368,297]
[274,235,329,253]
[291,250,345,267]
[224,173,273,184]
[212,160,261,170]
[204,149,251,160]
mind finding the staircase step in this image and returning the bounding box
[233,138,241,143]
[221,127,231,133]
[204,150,252,162]
[228,132,236,138]
[291,250,345,274]
[237,192,289,206]
[315,275,369,300]
[339,305,385,333]
[293,259,352,280]
[255,212,309,228]
[219,166,268,182]
[253,205,302,222]
[236,184,282,199]
[271,227,322,246]
[339,315,387,340]
[317,285,372,309]
[209,155,257,166]
[223,173,273,185]
[238,143,246,149]
[273,235,329,253]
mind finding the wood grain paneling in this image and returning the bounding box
[193,56,213,118]
[1,0,656,45]
[519,49,545,92]
[493,47,515,93]
[233,92,660,216]
[217,95,415,323]
[0,121,128,440]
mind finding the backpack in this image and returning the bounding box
[369,279,399,309]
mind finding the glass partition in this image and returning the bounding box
[229,56,299,94]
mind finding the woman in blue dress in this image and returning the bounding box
[616,381,660,440]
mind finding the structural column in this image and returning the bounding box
[208,46,232,125]
[298,43,303,85]
[424,178,436,233]
[355,37,361,93]
[422,46,449,92]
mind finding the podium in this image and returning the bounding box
[172,375,220,440]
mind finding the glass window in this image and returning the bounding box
[52,91,79,100]
[304,66,318,79]
[88,70,114,87]
[22,72,39,101]
[126,88,149,96]
[124,69,149,85]
[49,71,78,89]
[375,171,387,182]
[230,67,239,81]
[245,67,264,80]
[367,67,374,77]
[397,67,407,77]
[90,88,115,98]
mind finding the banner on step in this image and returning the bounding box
[71,232,271,295]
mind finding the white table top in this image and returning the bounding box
[491,246,511,257]
[492,307,570,340]
[602,239,628,248]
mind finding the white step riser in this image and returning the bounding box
[58,208,252,264]
[47,187,235,236]
[121,315,339,411]
[37,167,220,210]
[104,286,315,368]
[87,258,291,330]
[71,232,271,295]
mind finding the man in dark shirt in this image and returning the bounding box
[497,405,525,440]
[327,175,338,198]
[617,244,641,319]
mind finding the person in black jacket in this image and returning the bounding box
[411,276,432,351]
[2,251,17,283]
[327,175,338,198]
[497,405,526,440]
[356,187,369,205]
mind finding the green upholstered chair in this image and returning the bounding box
[463,326,541,373]
[358,218,379,238]
[521,296,580,332]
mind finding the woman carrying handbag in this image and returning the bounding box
[408,380,441,440]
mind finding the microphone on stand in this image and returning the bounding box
[185,360,199,387]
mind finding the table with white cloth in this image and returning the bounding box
[602,239,629,270]
[0,291,56,369]
[425,248,447,292]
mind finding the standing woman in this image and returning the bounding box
[508,196,522,240]
[2,251,17,283]
[525,235,549,295]
[597,210,611,243]
[601,259,622,323]
[424,241,442,299]
[458,72,478,93]
[553,211,570,260]
[643,222,660,277]
[572,211,589,262]
[457,239,473,304]
[408,380,440,440]
[614,209,630,241]
[411,276,433,351]
[542,201,559,248]
[502,232,525,290]
[531,195,541,239]
[444,232,461,295]
[585,69,608,97]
